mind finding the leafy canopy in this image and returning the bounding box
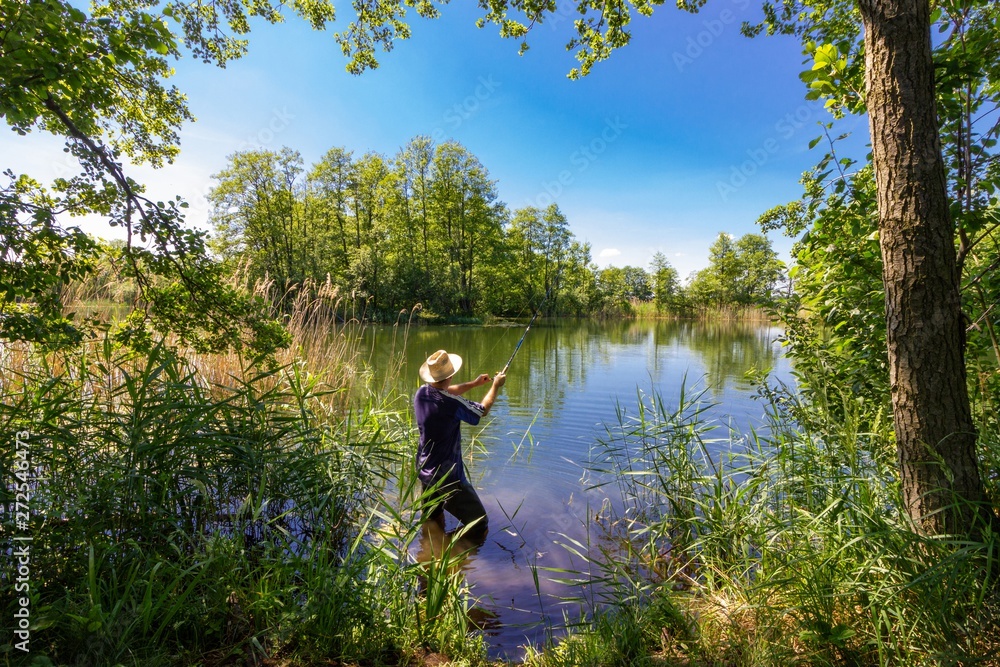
[338,0,672,78]
[0,0,340,353]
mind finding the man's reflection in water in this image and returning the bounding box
[416,514,486,567]
[415,517,501,633]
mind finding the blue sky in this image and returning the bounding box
[5,1,871,278]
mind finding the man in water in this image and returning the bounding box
[414,349,506,539]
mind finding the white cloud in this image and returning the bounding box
[599,248,621,258]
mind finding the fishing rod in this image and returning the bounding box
[500,291,549,375]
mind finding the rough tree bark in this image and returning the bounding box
[857,0,990,535]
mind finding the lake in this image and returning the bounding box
[357,318,793,659]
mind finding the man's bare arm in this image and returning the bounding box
[479,372,506,416]
[447,374,492,396]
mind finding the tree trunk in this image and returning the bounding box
[858,0,989,535]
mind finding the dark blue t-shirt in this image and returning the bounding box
[414,384,485,485]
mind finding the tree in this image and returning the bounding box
[733,233,784,305]
[687,232,783,308]
[475,205,592,317]
[348,152,392,310]
[595,266,634,316]
[508,206,550,309]
[752,0,998,534]
[394,137,435,304]
[540,204,573,313]
[307,146,357,283]
[650,251,681,313]
[857,0,990,533]
[561,241,599,316]
[622,265,653,302]
[759,166,891,422]
[429,142,504,315]
[592,264,651,314]
[693,233,739,306]
[1,0,339,353]
[206,137,517,320]
[209,148,307,292]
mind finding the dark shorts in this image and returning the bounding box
[421,477,488,535]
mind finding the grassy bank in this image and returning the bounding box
[628,300,777,322]
[520,383,1000,666]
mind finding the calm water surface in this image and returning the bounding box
[357,319,792,659]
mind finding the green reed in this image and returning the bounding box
[525,379,999,667]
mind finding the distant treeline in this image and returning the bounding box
[202,137,785,320]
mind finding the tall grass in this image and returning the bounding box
[0,340,346,661]
[62,264,378,404]
[527,382,999,666]
[628,300,776,322]
[685,303,776,322]
[175,274,375,405]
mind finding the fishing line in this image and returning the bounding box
[482,296,534,361]
[498,289,549,376]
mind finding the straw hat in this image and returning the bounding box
[419,349,463,383]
